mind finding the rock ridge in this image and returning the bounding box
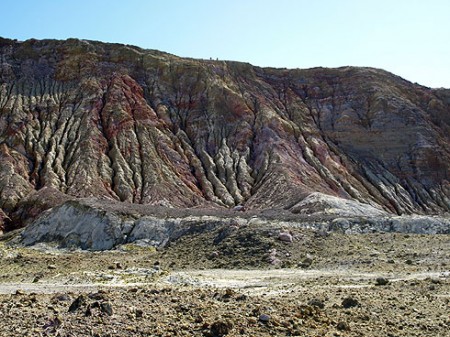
[19,199,450,250]
[0,37,449,230]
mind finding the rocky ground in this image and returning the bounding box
[0,226,449,337]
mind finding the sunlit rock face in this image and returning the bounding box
[0,37,449,229]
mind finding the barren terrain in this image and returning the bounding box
[1,227,448,337]
[0,36,449,337]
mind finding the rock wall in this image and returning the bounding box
[0,37,449,230]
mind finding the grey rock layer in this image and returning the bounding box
[290,192,388,217]
[20,199,450,251]
[21,200,240,250]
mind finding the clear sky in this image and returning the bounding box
[1,0,449,88]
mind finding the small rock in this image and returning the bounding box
[101,274,114,281]
[405,259,413,265]
[224,288,235,298]
[315,230,329,238]
[279,232,293,243]
[336,321,350,331]
[232,205,245,212]
[33,272,44,283]
[229,220,241,228]
[267,249,282,265]
[299,257,313,268]
[259,314,271,323]
[89,291,107,301]
[236,294,247,301]
[375,277,390,286]
[68,295,87,313]
[342,297,359,309]
[15,289,25,295]
[54,294,71,302]
[85,305,92,317]
[48,265,57,270]
[90,301,100,309]
[308,298,325,309]
[135,309,144,318]
[269,257,282,266]
[210,251,220,259]
[247,317,257,324]
[100,302,113,316]
[43,315,62,331]
[210,320,233,336]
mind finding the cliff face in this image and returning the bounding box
[0,37,449,229]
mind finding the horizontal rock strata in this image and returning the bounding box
[20,199,450,250]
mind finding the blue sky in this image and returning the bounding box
[1,0,449,88]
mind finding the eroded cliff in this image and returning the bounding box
[0,37,449,230]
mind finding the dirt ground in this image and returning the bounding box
[0,226,449,337]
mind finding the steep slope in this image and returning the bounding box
[0,37,449,230]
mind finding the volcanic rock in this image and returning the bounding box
[258,314,271,322]
[375,277,390,286]
[0,37,448,233]
[342,297,360,309]
[210,320,233,336]
[278,232,293,243]
[68,295,87,313]
[307,298,325,309]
